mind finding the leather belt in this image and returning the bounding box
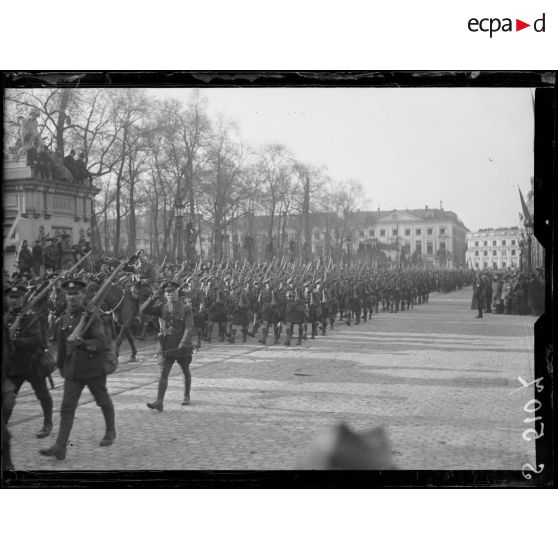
[160,326,180,335]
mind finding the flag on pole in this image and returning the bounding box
[518,186,533,224]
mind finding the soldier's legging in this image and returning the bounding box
[55,375,114,450]
[4,374,52,426]
[156,354,192,402]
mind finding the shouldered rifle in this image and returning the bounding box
[66,250,142,344]
[9,250,93,339]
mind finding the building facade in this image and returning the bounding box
[109,205,469,268]
[466,227,521,270]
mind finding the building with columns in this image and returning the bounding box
[466,227,521,270]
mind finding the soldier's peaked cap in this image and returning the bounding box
[162,281,180,291]
[61,279,87,291]
[5,284,26,297]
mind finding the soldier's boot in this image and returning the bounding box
[2,427,14,471]
[363,313,367,322]
[321,322,326,335]
[207,324,213,343]
[229,328,237,344]
[311,323,317,339]
[36,396,54,439]
[99,400,116,447]
[147,380,166,412]
[296,334,303,346]
[302,324,307,340]
[284,327,292,347]
[346,315,351,326]
[252,322,260,336]
[258,326,269,345]
[195,334,202,350]
[39,411,74,460]
[219,324,225,342]
[241,328,248,343]
[181,372,191,406]
[330,319,335,330]
[273,326,281,344]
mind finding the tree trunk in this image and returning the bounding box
[128,170,137,254]
[113,125,128,255]
[56,89,71,155]
[303,174,311,262]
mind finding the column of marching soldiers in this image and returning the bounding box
[2,250,473,469]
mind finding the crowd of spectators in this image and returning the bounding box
[472,268,545,317]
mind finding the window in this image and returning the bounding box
[475,262,479,269]
[370,230,375,237]
[484,250,488,256]
[427,228,433,235]
[475,250,479,256]
[416,228,422,235]
[427,241,433,255]
[484,241,488,246]
[492,250,497,256]
[405,228,411,236]
[511,239,516,245]
[474,240,479,247]
[502,262,507,268]
[380,229,385,237]
[502,240,506,246]
[440,227,446,235]
[415,240,422,255]
[440,241,446,250]
[511,250,516,256]
[493,240,497,246]
[392,228,397,236]
[484,262,488,269]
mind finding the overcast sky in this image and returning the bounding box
[150,88,534,232]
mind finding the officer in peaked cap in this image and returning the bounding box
[140,278,194,411]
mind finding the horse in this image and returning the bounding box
[97,279,143,362]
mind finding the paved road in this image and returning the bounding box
[8,286,537,470]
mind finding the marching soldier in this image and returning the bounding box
[40,279,116,460]
[141,280,194,411]
[3,283,54,440]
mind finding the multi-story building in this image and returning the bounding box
[466,227,521,270]
[108,205,468,268]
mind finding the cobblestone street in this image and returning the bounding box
[8,285,537,470]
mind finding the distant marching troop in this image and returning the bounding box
[2,249,473,469]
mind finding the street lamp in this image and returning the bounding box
[525,221,533,273]
[175,195,185,263]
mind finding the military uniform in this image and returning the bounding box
[40,279,116,460]
[141,281,194,411]
[3,284,53,440]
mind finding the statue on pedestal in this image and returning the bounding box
[18,109,43,158]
